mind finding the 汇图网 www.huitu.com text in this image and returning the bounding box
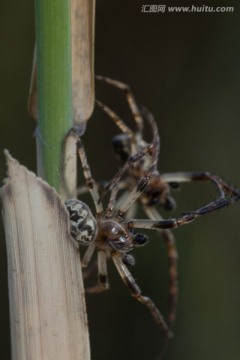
[141,5,234,13]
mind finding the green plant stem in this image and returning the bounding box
[35,0,72,190]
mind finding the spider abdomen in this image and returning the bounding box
[65,199,98,245]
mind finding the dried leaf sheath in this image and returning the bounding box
[1,152,90,360]
[71,0,95,126]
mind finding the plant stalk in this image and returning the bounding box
[35,0,72,190]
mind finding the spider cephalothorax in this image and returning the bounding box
[96,218,148,253]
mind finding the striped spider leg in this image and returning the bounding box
[95,76,240,332]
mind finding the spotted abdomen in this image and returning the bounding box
[65,199,98,245]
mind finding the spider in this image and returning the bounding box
[65,126,239,340]
[94,76,239,210]
[76,75,240,333]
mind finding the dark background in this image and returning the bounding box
[1,1,240,359]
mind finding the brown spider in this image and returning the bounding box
[76,75,240,334]
[66,119,239,341]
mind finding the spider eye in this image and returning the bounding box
[112,134,131,163]
[133,233,149,247]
